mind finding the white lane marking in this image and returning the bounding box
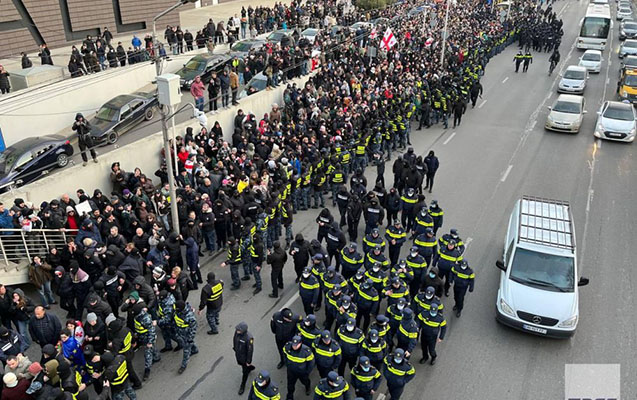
[606,77,610,85]
[443,132,457,145]
[478,99,487,108]
[596,138,602,148]
[530,120,537,129]
[281,292,300,310]
[500,165,513,182]
[502,76,509,83]
[580,139,601,272]
[557,1,570,18]
[608,60,612,67]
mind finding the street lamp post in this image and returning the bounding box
[152,0,197,234]
[439,0,453,70]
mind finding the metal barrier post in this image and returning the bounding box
[20,231,31,264]
[0,236,8,272]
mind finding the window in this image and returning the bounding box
[509,248,575,292]
[33,144,53,157]
[505,239,515,264]
[120,106,131,120]
[129,100,144,111]
[14,152,33,170]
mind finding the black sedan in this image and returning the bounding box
[620,21,637,40]
[176,54,232,88]
[0,135,74,192]
[88,92,159,145]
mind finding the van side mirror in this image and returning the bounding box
[547,106,552,110]
[495,260,506,271]
[578,277,590,287]
[583,110,588,114]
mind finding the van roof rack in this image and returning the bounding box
[518,195,575,252]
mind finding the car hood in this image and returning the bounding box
[503,279,576,321]
[560,78,585,86]
[579,59,600,65]
[88,118,114,137]
[600,116,635,131]
[550,110,581,123]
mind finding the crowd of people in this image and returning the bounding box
[0,0,562,398]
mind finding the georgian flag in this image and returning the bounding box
[381,28,397,50]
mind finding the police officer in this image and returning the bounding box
[417,303,446,365]
[336,187,351,227]
[348,267,366,294]
[400,188,418,231]
[340,243,364,280]
[335,295,358,332]
[361,328,387,372]
[385,297,407,346]
[299,267,321,316]
[354,279,380,332]
[249,370,280,400]
[428,200,444,235]
[365,261,388,296]
[311,253,327,311]
[101,351,137,400]
[316,208,334,244]
[438,228,465,254]
[394,308,418,357]
[413,227,437,268]
[197,272,223,334]
[369,315,390,342]
[523,50,533,72]
[346,194,363,242]
[412,286,444,317]
[405,246,427,296]
[383,276,410,308]
[363,228,386,255]
[298,314,321,347]
[450,259,475,317]
[174,300,198,374]
[385,219,407,267]
[363,198,384,235]
[326,222,347,272]
[513,50,524,72]
[336,317,364,376]
[221,237,242,290]
[314,371,350,400]
[324,287,343,331]
[157,290,179,352]
[132,303,161,381]
[284,335,315,399]
[233,321,255,395]
[313,330,342,378]
[433,239,463,297]
[383,348,415,400]
[350,356,382,400]
[250,235,265,294]
[412,207,434,238]
[108,317,142,389]
[271,308,302,369]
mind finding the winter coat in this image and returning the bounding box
[28,312,62,346]
[267,247,287,271]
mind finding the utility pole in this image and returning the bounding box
[152,0,196,234]
[440,0,452,70]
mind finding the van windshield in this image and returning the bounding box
[509,248,575,292]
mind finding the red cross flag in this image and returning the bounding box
[370,27,377,40]
[382,28,397,50]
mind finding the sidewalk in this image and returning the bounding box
[0,0,278,91]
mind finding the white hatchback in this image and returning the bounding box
[594,100,637,142]
[558,66,589,94]
[578,49,603,73]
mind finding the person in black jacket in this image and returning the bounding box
[267,241,287,298]
[28,306,61,349]
[233,321,255,395]
[270,307,301,369]
[0,284,15,330]
[289,234,310,282]
[72,113,97,165]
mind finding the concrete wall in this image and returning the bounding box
[0,74,311,206]
[0,51,203,147]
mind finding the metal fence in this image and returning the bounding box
[0,229,78,285]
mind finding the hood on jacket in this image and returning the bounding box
[235,321,248,334]
[75,113,84,121]
[295,233,304,243]
[185,237,196,247]
[133,276,146,286]
[107,318,124,334]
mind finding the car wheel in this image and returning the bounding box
[107,131,119,144]
[145,107,155,121]
[56,153,69,167]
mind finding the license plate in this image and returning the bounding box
[522,324,547,334]
[607,132,623,138]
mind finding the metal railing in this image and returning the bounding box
[0,229,78,285]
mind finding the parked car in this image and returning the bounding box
[175,54,232,88]
[578,49,602,72]
[557,65,588,94]
[229,39,266,57]
[545,94,587,133]
[88,92,159,145]
[619,38,637,58]
[0,135,74,192]
[239,72,268,99]
[266,29,296,45]
[349,22,371,33]
[593,100,637,142]
[301,28,320,44]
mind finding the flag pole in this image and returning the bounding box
[440,0,451,70]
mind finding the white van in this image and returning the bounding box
[495,196,589,338]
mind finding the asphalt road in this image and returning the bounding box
[18,0,636,398]
[132,1,635,399]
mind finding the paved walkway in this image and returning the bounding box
[0,0,278,88]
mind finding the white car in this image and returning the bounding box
[558,66,589,94]
[619,38,637,58]
[545,95,587,133]
[617,6,633,20]
[301,28,320,44]
[593,0,609,4]
[496,196,589,338]
[594,100,637,142]
[578,49,603,72]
